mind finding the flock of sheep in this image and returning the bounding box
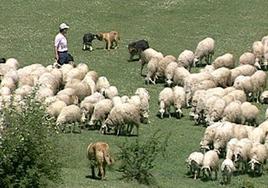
[137,36,268,184]
[0,59,150,137]
[1,34,268,184]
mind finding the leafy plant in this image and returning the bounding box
[0,91,61,188]
[116,130,169,185]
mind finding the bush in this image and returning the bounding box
[0,92,61,187]
[116,130,169,185]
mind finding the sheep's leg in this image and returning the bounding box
[214,170,217,180]
[107,41,111,50]
[140,63,145,76]
[99,165,105,180]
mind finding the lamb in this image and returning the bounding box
[211,67,231,88]
[139,48,164,76]
[102,103,140,136]
[239,52,260,69]
[194,37,215,66]
[177,49,195,71]
[240,102,259,126]
[233,138,252,173]
[212,53,235,69]
[89,99,113,127]
[158,87,174,119]
[201,150,219,180]
[56,105,82,131]
[221,159,236,184]
[47,100,67,118]
[248,143,268,176]
[252,41,264,68]
[185,152,204,179]
[173,86,185,118]
[168,66,190,86]
[96,76,110,95]
[87,142,114,180]
[164,61,178,85]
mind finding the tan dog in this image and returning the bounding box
[96,31,120,50]
[87,142,114,180]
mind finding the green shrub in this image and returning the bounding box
[0,92,61,188]
[116,130,169,185]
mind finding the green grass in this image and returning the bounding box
[1,0,268,187]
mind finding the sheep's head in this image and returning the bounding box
[201,166,211,179]
[248,159,262,176]
[166,79,173,87]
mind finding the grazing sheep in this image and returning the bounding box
[230,65,256,85]
[177,49,195,71]
[169,66,190,86]
[158,87,174,118]
[259,120,268,135]
[135,88,150,100]
[221,159,236,184]
[89,99,113,127]
[248,143,268,176]
[260,90,268,104]
[5,58,19,70]
[56,88,79,105]
[173,86,185,118]
[87,142,114,180]
[156,55,177,79]
[233,138,252,173]
[222,101,242,124]
[139,48,164,76]
[240,102,259,126]
[194,37,215,66]
[185,152,204,179]
[102,103,140,136]
[145,57,161,84]
[233,75,253,100]
[205,97,226,125]
[165,61,178,85]
[252,41,264,68]
[201,150,219,180]
[250,70,267,102]
[0,87,11,96]
[103,86,118,99]
[65,79,92,101]
[248,127,266,144]
[47,100,67,118]
[226,138,239,160]
[212,53,235,69]
[56,105,82,131]
[96,76,110,95]
[211,67,231,88]
[239,52,259,69]
[200,65,215,73]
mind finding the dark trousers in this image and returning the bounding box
[58,51,69,65]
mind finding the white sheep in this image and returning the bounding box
[211,67,231,88]
[56,105,82,131]
[226,138,239,160]
[173,86,185,118]
[248,127,266,144]
[222,100,242,124]
[102,103,140,136]
[221,158,236,184]
[164,61,178,85]
[260,90,268,104]
[259,120,268,135]
[250,70,267,102]
[230,65,256,85]
[139,48,164,76]
[205,97,226,125]
[194,37,215,66]
[212,53,235,69]
[104,86,118,99]
[177,49,195,71]
[185,152,204,179]
[169,66,190,86]
[65,79,92,101]
[252,41,264,68]
[47,100,67,118]
[233,138,252,173]
[200,65,215,73]
[96,76,110,95]
[240,102,259,126]
[156,55,177,79]
[145,57,161,84]
[248,143,268,176]
[239,52,259,69]
[89,99,113,127]
[201,150,219,180]
[158,87,174,119]
[233,75,254,100]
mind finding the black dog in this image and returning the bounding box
[128,39,149,61]
[82,33,96,51]
[0,58,6,64]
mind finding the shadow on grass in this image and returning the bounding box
[85,175,101,180]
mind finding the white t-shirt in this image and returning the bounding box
[54,33,68,52]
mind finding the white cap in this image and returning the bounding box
[59,23,69,30]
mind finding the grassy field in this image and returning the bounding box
[1,0,268,187]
